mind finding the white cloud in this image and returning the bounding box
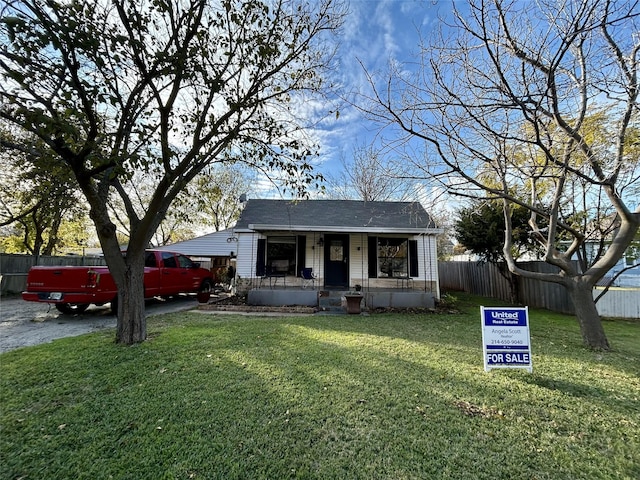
[312,1,453,192]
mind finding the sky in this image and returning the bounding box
[306,0,451,196]
[308,0,639,215]
[252,0,453,200]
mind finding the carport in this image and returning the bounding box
[156,229,239,285]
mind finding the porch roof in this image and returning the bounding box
[235,199,441,234]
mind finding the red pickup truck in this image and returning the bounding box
[22,250,214,314]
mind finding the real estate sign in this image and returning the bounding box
[481,306,532,373]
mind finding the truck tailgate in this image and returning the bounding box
[23,266,116,300]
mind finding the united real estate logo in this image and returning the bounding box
[481,306,533,373]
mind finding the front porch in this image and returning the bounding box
[246,286,437,311]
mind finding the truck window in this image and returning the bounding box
[161,252,177,268]
[145,252,157,267]
[177,255,194,268]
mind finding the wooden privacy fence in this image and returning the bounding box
[0,254,107,295]
[439,261,639,319]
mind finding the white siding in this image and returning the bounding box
[235,231,440,297]
[236,232,263,279]
[417,234,439,282]
[419,234,440,296]
[305,240,324,279]
[349,233,368,285]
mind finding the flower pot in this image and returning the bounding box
[197,291,211,304]
[344,294,363,314]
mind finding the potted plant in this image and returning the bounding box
[343,291,363,314]
[197,290,211,304]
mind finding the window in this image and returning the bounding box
[256,235,307,277]
[267,236,296,275]
[330,241,344,261]
[145,252,157,267]
[368,237,419,279]
[377,238,408,278]
[625,242,639,266]
[177,254,195,268]
[161,252,177,268]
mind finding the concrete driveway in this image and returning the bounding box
[0,295,200,354]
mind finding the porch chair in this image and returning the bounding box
[300,268,317,289]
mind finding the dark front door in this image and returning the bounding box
[324,234,349,288]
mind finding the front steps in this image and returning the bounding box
[318,290,349,314]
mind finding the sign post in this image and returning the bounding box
[481,306,532,373]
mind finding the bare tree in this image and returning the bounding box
[187,164,256,232]
[325,144,414,201]
[1,0,345,344]
[361,0,640,349]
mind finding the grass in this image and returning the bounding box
[1,293,638,480]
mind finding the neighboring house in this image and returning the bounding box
[579,216,640,287]
[231,199,443,296]
[592,242,640,287]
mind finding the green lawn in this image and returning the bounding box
[1,294,638,480]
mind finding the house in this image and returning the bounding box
[230,199,443,307]
[592,242,640,287]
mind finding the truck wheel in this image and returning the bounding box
[55,303,90,315]
[199,279,213,293]
[110,296,118,315]
[197,280,213,304]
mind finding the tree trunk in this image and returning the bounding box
[115,261,147,344]
[566,282,610,351]
[506,270,520,305]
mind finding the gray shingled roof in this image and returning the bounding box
[235,199,437,232]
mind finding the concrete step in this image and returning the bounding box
[318,290,365,314]
[318,290,352,305]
